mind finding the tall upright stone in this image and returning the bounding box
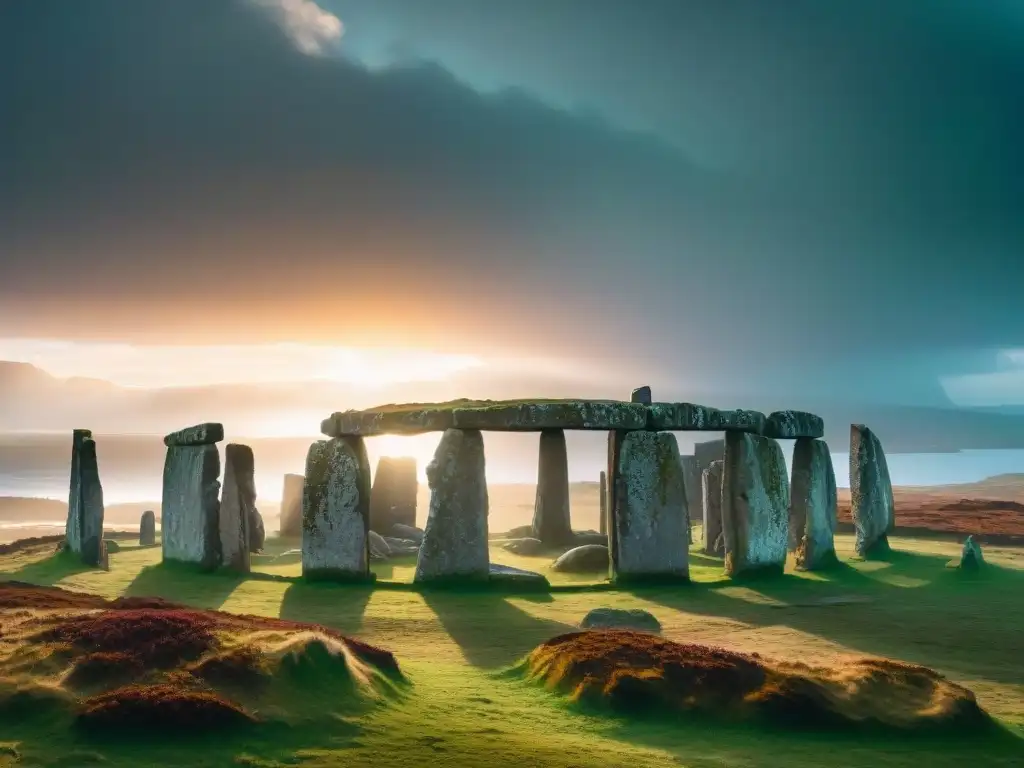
[721,432,789,578]
[301,437,372,581]
[680,455,700,545]
[611,431,689,582]
[279,473,305,537]
[694,438,726,472]
[598,470,608,535]
[415,429,489,583]
[76,437,105,567]
[369,456,418,532]
[607,387,652,575]
[702,459,725,556]
[161,423,223,570]
[220,444,255,573]
[849,424,895,557]
[532,429,573,546]
[789,438,838,569]
[139,510,156,546]
[66,429,92,557]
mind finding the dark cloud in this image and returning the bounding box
[1,0,1022,404]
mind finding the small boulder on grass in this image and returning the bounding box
[580,608,661,634]
[551,544,609,573]
[502,538,545,556]
[103,540,121,554]
[957,536,984,571]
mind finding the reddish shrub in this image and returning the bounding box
[78,684,254,732]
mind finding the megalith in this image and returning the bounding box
[414,429,489,584]
[249,507,266,552]
[849,424,895,557]
[630,386,653,405]
[598,470,607,535]
[66,429,91,551]
[789,438,838,570]
[605,388,652,575]
[220,443,255,573]
[301,436,372,581]
[702,459,725,556]
[75,436,106,567]
[680,454,701,545]
[611,430,689,582]
[721,432,789,577]
[532,429,573,546]
[161,423,223,570]
[369,456,418,532]
[279,473,305,537]
[694,438,726,473]
[139,510,156,546]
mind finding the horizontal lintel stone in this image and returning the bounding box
[163,422,224,447]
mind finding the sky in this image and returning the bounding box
[2,0,1023,411]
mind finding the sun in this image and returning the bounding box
[364,434,440,480]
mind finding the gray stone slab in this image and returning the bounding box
[369,456,418,532]
[630,386,652,404]
[702,459,725,556]
[646,403,724,431]
[765,411,825,440]
[139,510,156,546]
[789,438,838,569]
[220,443,254,573]
[849,424,895,557]
[279,473,305,537]
[65,429,92,559]
[598,470,607,536]
[77,437,105,567]
[163,422,224,447]
[580,608,661,633]
[532,429,573,546]
[680,455,701,545]
[161,443,221,569]
[489,563,549,588]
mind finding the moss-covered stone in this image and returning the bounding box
[764,411,825,440]
[849,424,895,557]
[789,438,838,570]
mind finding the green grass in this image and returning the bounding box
[1,535,1023,767]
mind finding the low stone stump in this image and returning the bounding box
[611,431,689,583]
[139,510,156,546]
[369,456,418,532]
[722,432,789,578]
[849,424,895,557]
[301,437,373,582]
[680,455,700,545]
[161,441,221,570]
[789,438,838,570]
[279,473,305,537]
[220,444,255,573]
[489,563,549,589]
[532,429,573,546]
[414,429,490,584]
[702,459,725,556]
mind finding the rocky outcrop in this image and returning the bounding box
[680,455,700,545]
[702,459,725,556]
[301,437,372,581]
[414,429,490,583]
[551,544,609,573]
[580,608,661,634]
[279,473,305,537]
[764,411,825,440]
[789,438,838,570]
[849,424,895,557]
[721,432,789,577]
[219,444,255,573]
[532,429,573,546]
[161,443,221,570]
[369,456,418,532]
[163,423,225,447]
[611,431,689,582]
[139,510,156,546]
[599,470,608,535]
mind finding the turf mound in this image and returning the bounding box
[78,684,255,732]
[0,581,108,610]
[516,630,991,733]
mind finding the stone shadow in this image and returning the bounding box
[421,590,576,669]
[278,580,375,636]
[121,562,245,611]
[2,550,96,586]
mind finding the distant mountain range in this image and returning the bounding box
[1,360,1024,454]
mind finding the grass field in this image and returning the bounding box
[1,530,1023,768]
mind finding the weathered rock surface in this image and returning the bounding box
[163,422,224,447]
[390,523,425,543]
[161,443,221,570]
[721,432,789,577]
[414,429,490,583]
[958,536,984,571]
[67,431,105,566]
[279,473,305,537]
[612,431,689,581]
[532,429,574,546]
[368,529,391,559]
[369,456,418,532]
[220,444,255,573]
[680,455,701,545]
[139,510,156,546]
[502,537,545,556]
[702,459,725,556]
[66,429,92,555]
[631,386,653,404]
[102,539,120,554]
[552,544,609,573]
[489,563,549,587]
[647,404,765,433]
[301,437,372,581]
[572,531,608,546]
[599,470,608,535]
[764,411,825,440]
[789,438,838,570]
[580,608,661,634]
[849,424,895,557]
[249,508,266,552]
[694,438,726,472]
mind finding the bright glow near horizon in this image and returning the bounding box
[0,339,483,388]
[940,348,1024,406]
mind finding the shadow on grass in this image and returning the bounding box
[121,562,245,611]
[422,590,576,669]
[278,579,374,636]
[2,549,97,586]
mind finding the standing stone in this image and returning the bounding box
[532,429,573,546]
[611,431,689,582]
[415,429,489,583]
[220,444,255,573]
[77,437,105,567]
[721,432,789,578]
[680,455,700,545]
[139,510,156,546]
[630,386,653,405]
[849,424,895,557]
[161,443,221,570]
[694,438,726,473]
[369,456,418,532]
[65,429,92,556]
[249,508,266,552]
[789,438,838,570]
[279,473,305,537]
[606,387,652,575]
[598,470,607,536]
[702,459,725,556]
[301,437,372,581]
